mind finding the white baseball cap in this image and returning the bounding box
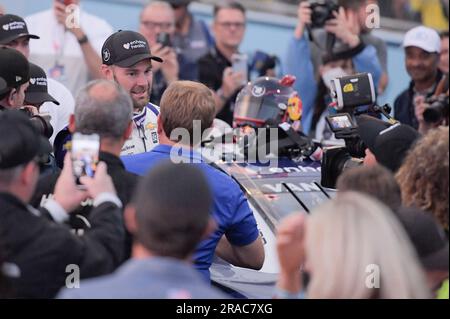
[403,26,441,53]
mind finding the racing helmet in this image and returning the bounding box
[233,75,302,128]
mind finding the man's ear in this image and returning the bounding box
[124,204,138,235]
[157,115,164,135]
[7,88,17,107]
[201,218,217,240]
[101,65,113,80]
[68,114,76,133]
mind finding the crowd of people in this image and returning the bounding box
[0,0,448,299]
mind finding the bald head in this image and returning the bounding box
[75,80,133,139]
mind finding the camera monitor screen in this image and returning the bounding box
[326,113,355,133]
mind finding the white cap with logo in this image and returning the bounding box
[403,26,441,53]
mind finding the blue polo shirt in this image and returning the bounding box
[121,144,260,281]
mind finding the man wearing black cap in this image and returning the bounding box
[0,110,125,298]
[100,30,163,156]
[0,13,75,144]
[0,47,30,110]
[357,115,421,172]
[25,63,60,108]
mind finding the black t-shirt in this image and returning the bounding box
[198,47,236,125]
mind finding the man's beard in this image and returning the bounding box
[113,74,150,112]
[130,88,150,112]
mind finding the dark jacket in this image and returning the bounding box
[394,72,443,129]
[0,192,125,298]
[198,47,236,125]
[30,152,139,260]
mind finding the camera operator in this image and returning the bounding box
[357,115,421,172]
[285,1,382,136]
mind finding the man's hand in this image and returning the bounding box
[53,153,89,213]
[276,212,306,294]
[414,95,442,134]
[414,95,427,124]
[80,161,117,199]
[53,1,85,38]
[20,105,40,116]
[276,213,306,274]
[325,7,361,48]
[151,43,179,84]
[221,67,244,99]
[295,2,312,39]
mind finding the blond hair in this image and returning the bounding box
[305,192,430,299]
[396,127,449,230]
[160,81,216,146]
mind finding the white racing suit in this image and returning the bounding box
[121,103,160,156]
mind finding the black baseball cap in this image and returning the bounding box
[0,47,30,89]
[25,63,60,106]
[0,110,52,169]
[101,30,163,68]
[0,14,39,45]
[357,115,421,172]
[397,206,449,271]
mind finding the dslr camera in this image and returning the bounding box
[19,107,54,140]
[423,94,449,124]
[308,0,340,29]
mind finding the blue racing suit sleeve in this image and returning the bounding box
[284,35,317,135]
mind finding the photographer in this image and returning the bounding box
[0,14,75,144]
[394,26,443,130]
[31,80,140,261]
[0,110,125,298]
[357,115,421,172]
[285,1,382,136]
[139,1,183,105]
[198,2,248,125]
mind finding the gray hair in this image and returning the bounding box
[141,1,175,18]
[75,80,133,139]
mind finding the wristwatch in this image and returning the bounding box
[77,34,89,45]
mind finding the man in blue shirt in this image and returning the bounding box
[58,161,227,299]
[122,80,265,281]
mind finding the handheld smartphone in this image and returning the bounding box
[71,133,100,187]
[231,53,248,86]
[325,113,356,133]
[156,32,172,48]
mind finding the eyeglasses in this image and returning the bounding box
[217,21,246,30]
[140,21,174,31]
